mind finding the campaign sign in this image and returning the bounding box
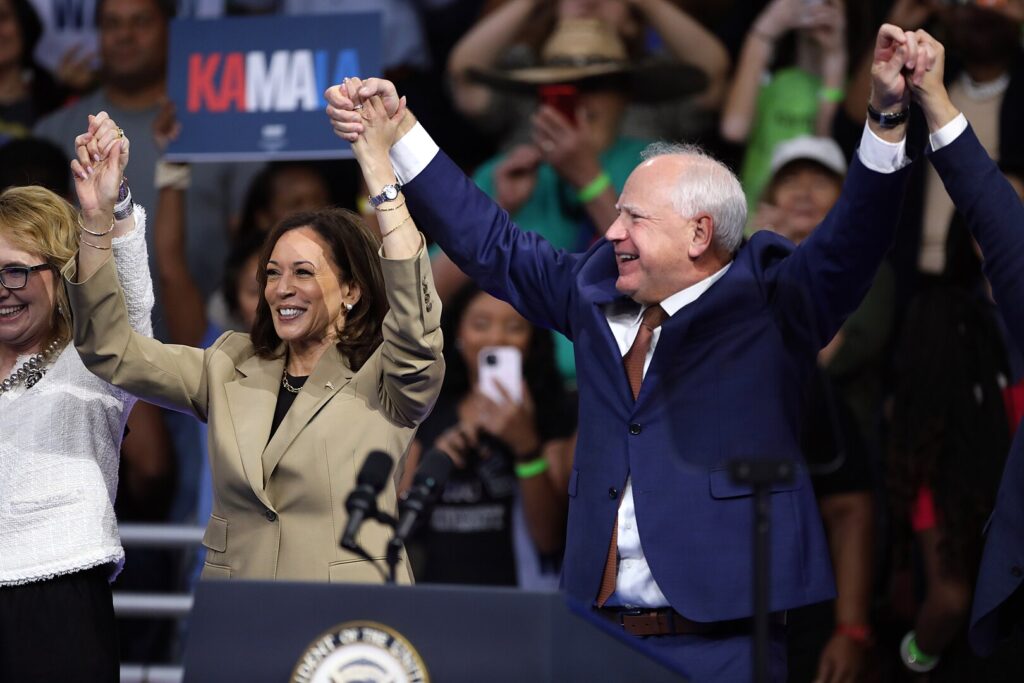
[165,13,381,161]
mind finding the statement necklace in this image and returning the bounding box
[0,339,65,395]
[281,368,302,394]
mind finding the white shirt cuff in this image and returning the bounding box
[856,121,909,174]
[929,113,968,152]
[389,121,440,186]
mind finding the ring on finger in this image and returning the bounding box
[116,127,124,139]
[352,104,364,111]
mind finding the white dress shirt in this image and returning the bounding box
[388,114,967,607]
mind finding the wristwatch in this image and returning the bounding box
[867,101,909,128]
[368,182,403,208]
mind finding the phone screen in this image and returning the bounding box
[538,84,578,125]
[478,346,523,405]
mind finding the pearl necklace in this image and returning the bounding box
[959,71,1010,102]
[0,339,65,395]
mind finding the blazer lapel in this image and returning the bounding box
[225,353,282,509]
[260,345,354,487]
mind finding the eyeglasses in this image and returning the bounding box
[0,264,54,290]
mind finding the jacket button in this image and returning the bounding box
[1012,566,1023,578]
[265,509,277,522]
[629,423,641,435]
[608,487,618,499]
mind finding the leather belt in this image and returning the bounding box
[595,607,786,637]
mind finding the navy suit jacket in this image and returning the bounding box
[929,125,1024,655]
[405,146,909,621]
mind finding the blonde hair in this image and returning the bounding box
[0,185,80,346]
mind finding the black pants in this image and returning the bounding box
[0,565,119,682]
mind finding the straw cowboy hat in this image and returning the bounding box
[466,18,706,102]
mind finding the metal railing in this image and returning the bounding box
[115,523,204,682]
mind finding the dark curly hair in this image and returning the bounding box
[440,282,571,441]
[888,286,1011,579]
[250,209,386,372]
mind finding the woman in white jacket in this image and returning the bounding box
[0,112,152,681]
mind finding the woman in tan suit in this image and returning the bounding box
[65,101,444,584]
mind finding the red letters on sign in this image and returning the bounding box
[188,53,221,112]
[187,52,247,112]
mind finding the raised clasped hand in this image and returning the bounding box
[324,76,404,145]
[870,23,937,111]
[71,111,129,216]
[345,78,407,163]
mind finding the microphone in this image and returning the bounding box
[340,450,393,551]
[390,448,452,547]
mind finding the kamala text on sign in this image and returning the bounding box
[187,50,360,113]
[166,13,381,162]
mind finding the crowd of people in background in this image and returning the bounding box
[2,0,1024,680]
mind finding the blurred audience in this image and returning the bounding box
[0,0,68,143]
[721,0,848,212]
[33,0,261,343]
[448,0,729,145]
[403,283,576,588]
[888,287,1010,676]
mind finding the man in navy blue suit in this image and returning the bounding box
[903,28,1024,662]
[327,24,934,682]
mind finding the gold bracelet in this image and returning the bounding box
[381,214,413,239]
[375,199,407,213]
[80,237,112,250]
[77,213,115,237]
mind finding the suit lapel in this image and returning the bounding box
[260,345,354,487]
[225,353,282,509]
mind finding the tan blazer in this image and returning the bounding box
[64,245,443,584]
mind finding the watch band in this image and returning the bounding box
[867,101,909,128]
[368,182,403,208]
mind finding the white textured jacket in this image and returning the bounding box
[0,207,153,585]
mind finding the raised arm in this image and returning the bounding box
[66,114,215,418]
[446,0,540,119]
[341,80,444,426]
[630,0,730,110]
[771,24,925,346]
[721,0,804,143]
[327,78,580,337]
[913,30,1024,348]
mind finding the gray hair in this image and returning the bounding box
[640,142,747,254]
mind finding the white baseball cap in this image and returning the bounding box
[769,136,847,177]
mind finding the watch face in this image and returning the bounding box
[384,186,398,200]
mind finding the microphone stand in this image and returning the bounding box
[339,509,398,584]
[728,458,795,683]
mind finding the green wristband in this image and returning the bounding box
[577,172,611,203]
[515,456,549,479]
[819,86,845,104]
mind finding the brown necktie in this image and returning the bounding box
[597,304,668,606]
